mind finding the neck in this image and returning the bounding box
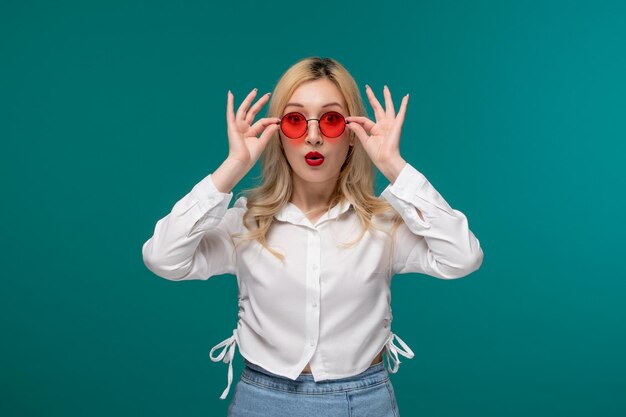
[289,174,338,213]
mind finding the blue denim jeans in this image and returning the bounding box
[227,358,400,417]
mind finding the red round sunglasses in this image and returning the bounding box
[276,111,351,139]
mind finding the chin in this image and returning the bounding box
[304,169,342,182]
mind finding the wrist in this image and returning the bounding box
[380,156,407,185]
[212,158,249,194]
[223,156,252,175]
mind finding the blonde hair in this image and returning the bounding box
[232,56,404,262]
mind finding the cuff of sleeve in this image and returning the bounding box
[185,174,234,236]
[389,161,428,196]
[381,162,460,231]
[381,162,456,217]
[381,192,431,231]
[191,173,234,214]
[381,163,430,230]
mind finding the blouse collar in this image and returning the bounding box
[274,200,352,227]
[234,197,353,228]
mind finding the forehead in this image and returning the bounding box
[286,78,346,110]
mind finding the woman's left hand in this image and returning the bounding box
[345,84,409,170]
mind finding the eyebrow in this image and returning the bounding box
[284,102,344,109]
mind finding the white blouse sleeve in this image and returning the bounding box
[141,173,240,281]
[380,162,484,279]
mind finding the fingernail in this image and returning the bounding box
[384,85,388,90]
[228,90,231,95]
[365,84,370,90]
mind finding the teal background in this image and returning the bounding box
[2,0,625,416]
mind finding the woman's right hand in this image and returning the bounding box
[226,88,281,169]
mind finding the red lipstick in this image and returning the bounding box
[305,151,325,166]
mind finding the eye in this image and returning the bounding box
[323,112,341,123]
[285,113,303,123]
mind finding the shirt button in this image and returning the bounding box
[312,265,318,270]
[310,338,315,346]
[312,302,317,308]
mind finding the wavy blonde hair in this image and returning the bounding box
[232,56,404,262]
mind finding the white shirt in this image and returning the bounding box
[142,161,483,400]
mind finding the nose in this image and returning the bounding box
[305,120,323,145]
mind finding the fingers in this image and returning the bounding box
[396,94,409,126]
[346,119,370,144]
[365,84,385,121]
[235,88,258,122]
[245,92,272,125]
[383,85,395,118]
[258,121,281,145]
[227,90,235,125]
[249,117,281,138]
[345,116,375,134]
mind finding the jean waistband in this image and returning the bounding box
[241,359,389,394]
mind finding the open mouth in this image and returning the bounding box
[305,153,325,166]
[305,152,324,159]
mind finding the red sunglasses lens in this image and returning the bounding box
[319,111,345,138]
[281,113,307,138]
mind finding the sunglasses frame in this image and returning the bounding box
[276,110,351,139]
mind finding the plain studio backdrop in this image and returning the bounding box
[1,0,624,416]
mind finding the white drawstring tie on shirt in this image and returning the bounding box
[209,328,240,400]
[209,329,413,400]
[384,332,415,373]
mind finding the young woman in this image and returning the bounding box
[142,56,483,416]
